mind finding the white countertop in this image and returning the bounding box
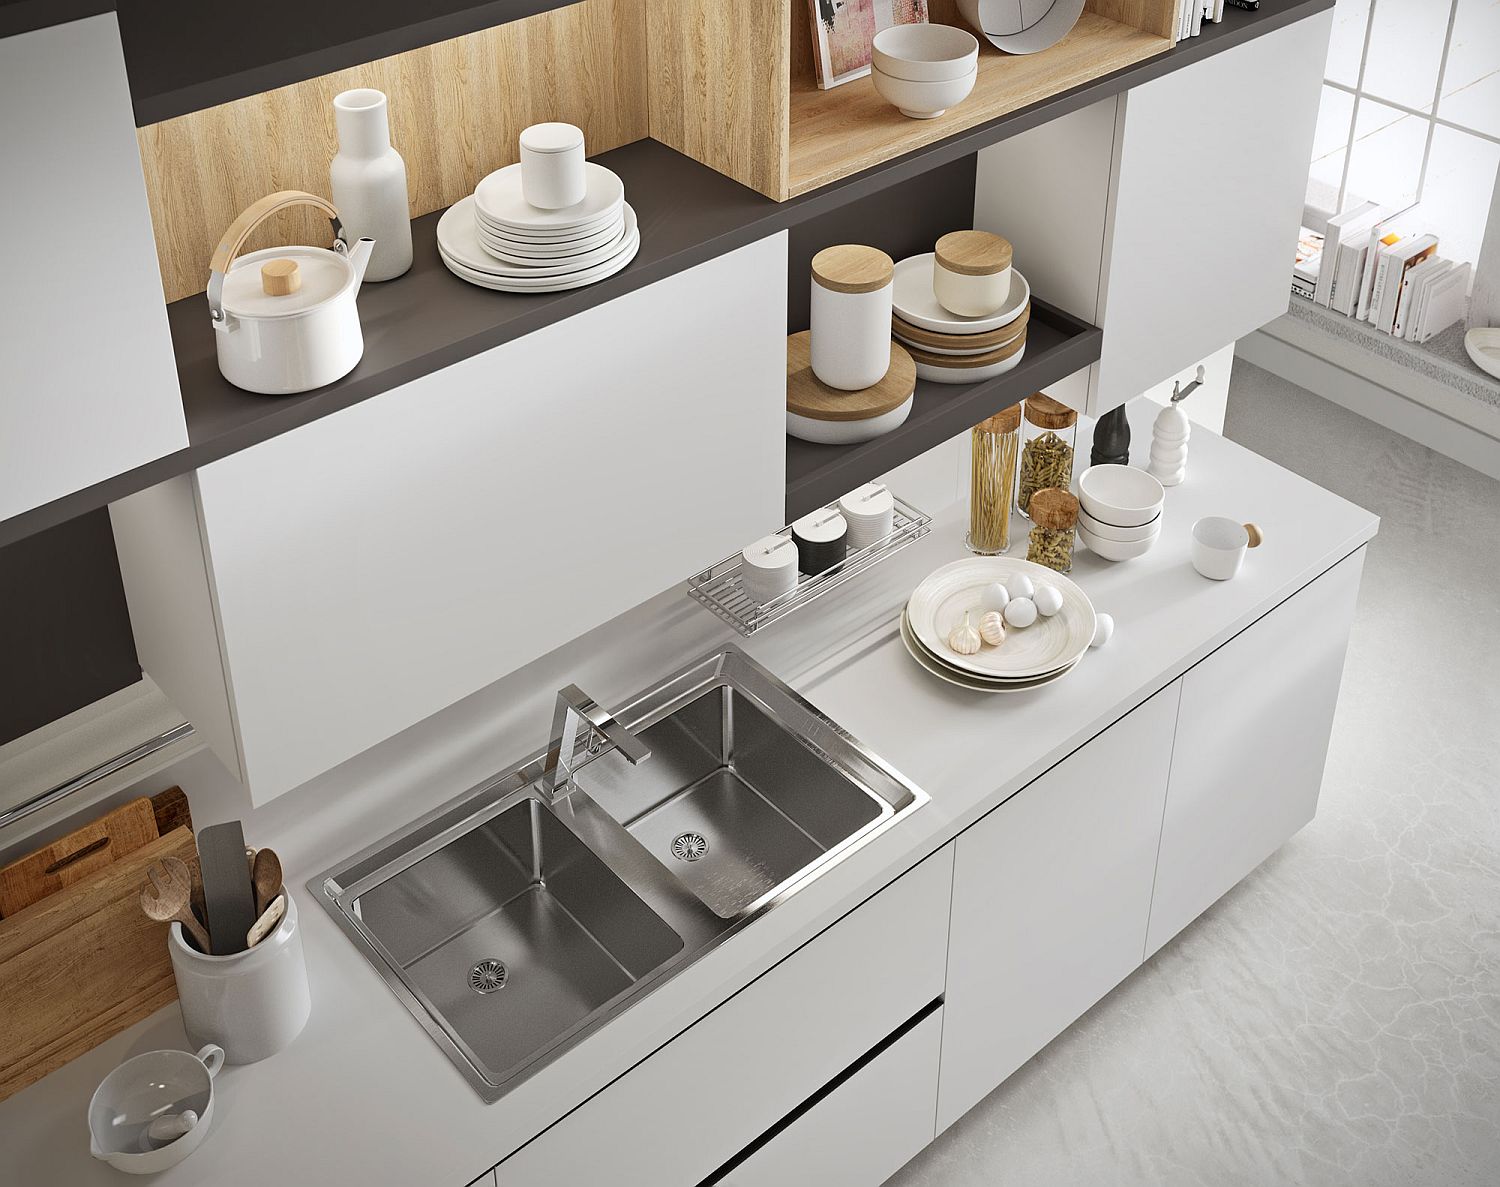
[0,405,1378,1186]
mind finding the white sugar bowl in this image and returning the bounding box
[519,122,587,210]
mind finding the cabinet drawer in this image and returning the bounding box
[496,845,954,1186]
[715,1006,942,1187]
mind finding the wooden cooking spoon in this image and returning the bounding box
[140,856,211,953]
[250,847,283,918]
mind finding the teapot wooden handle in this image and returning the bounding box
[209,190,341,276]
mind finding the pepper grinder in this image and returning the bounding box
[1090,405,1131,468]
[1148,365,1204,487]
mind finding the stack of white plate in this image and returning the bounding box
[436,161,639,293]
[901,557,1095,693]
[891,254,1031,383]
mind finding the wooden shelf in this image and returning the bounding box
[788,13,1170,198]
[785,300,1102,520]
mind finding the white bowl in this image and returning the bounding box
[1078,523,1159,562]
[872,24,979,82]
[89,1045,222,1174]
[872,65,977,119]
[1077,464,1165,528]
[1077,505,1161,542]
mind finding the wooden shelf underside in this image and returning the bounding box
[789,13,1170,198]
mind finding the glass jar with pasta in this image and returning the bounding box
[1017,394,1078,520]
[967,405,1021,555]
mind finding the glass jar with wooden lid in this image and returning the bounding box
[1025,486,1079,574]
[809,244,895,391]
[967,404,1021,555]
[1017,393,1078,520]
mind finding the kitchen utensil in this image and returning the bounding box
[0,797,157,917]
[900,612,1081,693]
[1148,400,1191,485]
[246,893,286,949]
[871,23,979,81]
[196,822,257,956]
[872,64,977,119]
[893,255,1030,334]
[934,230,1013,317]
[519,121,587,210]
[474,160,624,232]
[1191,518,1264,580]
[810,244,895,390]
[1077,504,1161,541]
[151,787,193,837]
[441,197,634,276]
[1077,464,1165,528]
[957,0,1087,55]
[786,330,916,444]
[892,309,1028,354]
[208,191,375,395]
[143,1109,198,1147]
[791,509,848,576]
[1078,522,1159,562]
[88,1044,222,1175]
[250,847,283,917]
[330,88,412,281]
[912,338,1026,383]
[906,556,1095,680]
[1092,404,1132,468]
[1464,327,1500,380]
[169,893,311,1064]
[139,857,211,954]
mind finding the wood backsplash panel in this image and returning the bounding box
[138,0,648,303]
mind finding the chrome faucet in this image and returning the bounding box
[539,684,651,802]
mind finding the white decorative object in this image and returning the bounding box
[810,246,895,390]
[1033,584,1063,617]
[956,0,1087,56]
[1464,327,1500,380]
[871,65,977,119]
[740,534,798,604]
[839,483,897,549]
[1005,573,1035,601]
[144,1110,199,1147]
[1191,518,1264,581]
[893,254,1029,334]
[1079,523,1160,562]
[330,89,412,282]
[1148,401,1191,486]
[519,122,587,210]
[168,892,311,1064]
[978,610,1005,646]
[1077,465,1165,528]
[1090,612,1114,648]
[474,161,624,232]
[872,24,979,81]
[89,1045,222,1175]
[933,231,1013,317]
[979,582,1010,613]
[1003,597,1037,629]
[208,191,375,395]
[948,613,982,656]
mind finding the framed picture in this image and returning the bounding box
[808,0,929,89]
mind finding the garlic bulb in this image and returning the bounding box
[978,610,1005,647]
[947,612,982,656]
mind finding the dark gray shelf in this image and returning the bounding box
[0,0,1331,548]
[785,301,1102,521]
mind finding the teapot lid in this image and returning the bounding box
[220,245,355,320]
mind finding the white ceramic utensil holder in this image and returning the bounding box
[519,122,588,210]
[330,89,412,282]
[810,246,895,391]
[169,892,310,1064]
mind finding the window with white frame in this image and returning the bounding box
[1307,0,1499,269]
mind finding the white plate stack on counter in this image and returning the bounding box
[437,122,639,293]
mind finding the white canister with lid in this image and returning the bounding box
[208,191,375,395]
[933,230,1012,317]
[519,122,587,210]
[740,534,799,603]
[810,245,895,391]
[838,483,896,550]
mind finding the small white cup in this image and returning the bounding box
[519,122,587,210]
[169,892,311,1064]
[1191,517,1264,580]
[89,1044,222,1175]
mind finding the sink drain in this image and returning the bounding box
[469,959,508,994]
[671,831,709,862]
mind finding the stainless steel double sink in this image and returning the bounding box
[312,647,927,1101]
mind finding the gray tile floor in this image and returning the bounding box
[889,362,1500,1187]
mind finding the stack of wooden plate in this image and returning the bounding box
[436,161,639,293]
[891,254,1031,383]
[901,557,1095,692]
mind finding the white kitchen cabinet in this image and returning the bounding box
[936,684,1180,1133]
[112,233,787,803]
[975,11,1332,414]
[715,1007,943,1187]
[1146,549,1365,956]
[0,15,186,523]
[495,846,953,1187]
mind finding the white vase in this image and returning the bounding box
[330,88,412,282]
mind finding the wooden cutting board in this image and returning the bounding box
[0,796,159,918]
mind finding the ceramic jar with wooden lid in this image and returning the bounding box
[810,244,895,390]
[1017,393,1079,519]
[933,230,1012,317]
[1025,486,1080,573]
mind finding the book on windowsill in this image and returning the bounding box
[1292,226,1323,299]
[1317,201,1381,309]
[1414,262,1470,343]
[1371,234,1437,334]
[1356,227,1402,321]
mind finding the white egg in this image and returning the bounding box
[1091,612,1115,648]
[1033,584,1064,617]
[1006,573,1035,601]
[1003,597,1037,628]
[979,582,1010,613]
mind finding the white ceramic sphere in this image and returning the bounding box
[979,582,1010,613]
[1006,573,1035,601]
[1033,584,1063,617]
[1091,612,1115,648]
[1003,597,1037,628]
